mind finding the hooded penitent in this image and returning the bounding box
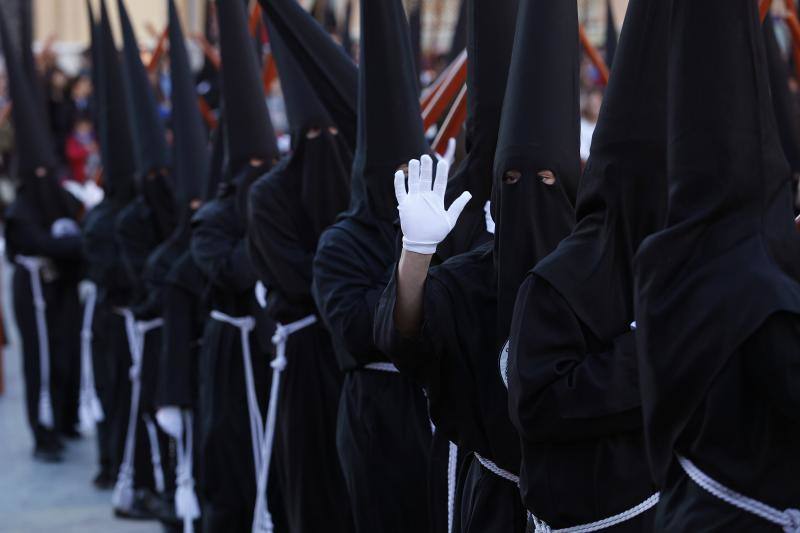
[167,0,209,210]
[259,0,358,150]
[633,0,800,487]
[0,3,76,226]
[348,0,429,222]
[262,15,351,237]
[492,0,580,346]
[96,0,136,208]
[436,0,518,260]
[764,15,800,175]
[534,0,669,344]
[118,0,170,182]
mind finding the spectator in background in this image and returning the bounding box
[64,115,98,184]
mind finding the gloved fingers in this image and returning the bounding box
[420,154,434,192]
[433,157,450,198]
[446,191,472,227]
[408,158,421,195]
[394,170,408,204]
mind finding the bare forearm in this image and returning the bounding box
[394,249,433,335]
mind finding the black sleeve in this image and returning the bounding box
[312,228,391,364]
[83,213,131,298]
[507,275,643,444]
[248,178,314,302]
[6,219,84,261]
[191,198,257,294]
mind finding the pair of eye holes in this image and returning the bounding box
[305,126,339,139]
[503,169,556,186]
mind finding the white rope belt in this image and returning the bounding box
[175,411,200,533]
[112,309,164,510]
[78,281,104,432]
[474,452,520,485]
[252,314,318,533]
[528,493,660,533]
[677,455,800,532]
[16,256,54,429]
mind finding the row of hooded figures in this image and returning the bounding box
[3,0,800,532]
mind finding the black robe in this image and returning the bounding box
[373,242,526,533]
[191,193,280,533]
[312,216,432,533]
[6,193,83,448]
[507,275,655,530]
[248,172,354,533]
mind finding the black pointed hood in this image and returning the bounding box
[434,0,518,260]
[535,0,669,342]
[215,0,278,176]
[349,0,429,222]
[605,0,618,67]
[96,0,136,201]
[492,0,581,346]
[258,0,358,150]
[633,0,800,486]
[764,15,800,174]
[19,0,44,108]
[264,16,332,139]
[168,0,210,206]
[447,0,467,63]
[119,0,169,178]
[0,4,57,177]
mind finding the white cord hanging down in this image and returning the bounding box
[174,411,200,533]
[143,413,166,494]
[111,310,163,511]
[251,314,318,533]
[78,281,104,433]
[528,492,660,533]
[16,256,54,429]
[677,455,800,532]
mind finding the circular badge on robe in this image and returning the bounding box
[499,338,510,389]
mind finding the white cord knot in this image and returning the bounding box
[784,509,800,532]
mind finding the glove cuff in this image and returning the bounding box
[402,237,437,255]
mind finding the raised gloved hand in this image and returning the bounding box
[156,406,183,439]
[255,281,268,309]
[395,154,471,255]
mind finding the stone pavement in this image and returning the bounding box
[0,260,159,533]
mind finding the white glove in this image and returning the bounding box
[156,406,183,439]
[255,281,268,309]
[484,200,495,234]
[395,154,471,255]
[435,137,457,167]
